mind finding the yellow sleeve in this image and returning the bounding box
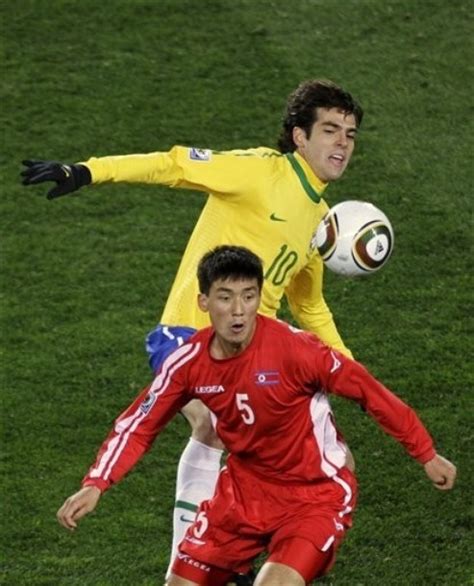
[82,146,274,196]
[285,253,353,358]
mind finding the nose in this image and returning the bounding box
[231,297,244,316]
[337,131,348,147]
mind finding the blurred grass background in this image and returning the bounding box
[1,0,473,584]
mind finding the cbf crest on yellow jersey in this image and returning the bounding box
[84,146,351,356]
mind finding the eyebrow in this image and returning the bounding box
[216,286,258,293]
[322,121,358,134]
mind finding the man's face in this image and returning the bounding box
[293,107,358,182]
[198,278,260,358]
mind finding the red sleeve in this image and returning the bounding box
[82,343,199,492]
[297,334,436,464]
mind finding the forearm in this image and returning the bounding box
[82,368,191,491]
[81,414,156,492]
[327,358,435,462]
[82,151,180,186]
[81,382,184,492]
[286,256,353,358]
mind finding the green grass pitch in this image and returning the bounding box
[1,0,473,584]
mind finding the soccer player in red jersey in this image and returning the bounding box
[57,246,456,585]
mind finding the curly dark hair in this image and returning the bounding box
[277,79,364,153]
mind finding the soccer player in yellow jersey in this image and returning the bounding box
[22,79,363,580]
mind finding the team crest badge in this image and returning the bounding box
[189,148,211,161]
[140,391,156,414]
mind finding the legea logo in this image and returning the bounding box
[194,385,225,394]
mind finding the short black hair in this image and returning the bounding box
[197,245,264,295]
[277,79,364,153]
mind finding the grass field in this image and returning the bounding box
[2,0,473,584]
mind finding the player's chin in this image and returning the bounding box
[228,326,248,343]
[327,167,346,181]
[326,160,348,180]
[228,332,246,344]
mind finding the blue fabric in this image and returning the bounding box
[145,324,197,372]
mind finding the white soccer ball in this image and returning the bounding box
[313,200,394,277]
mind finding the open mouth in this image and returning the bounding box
[231,323,245,334]
[329,154,345,166]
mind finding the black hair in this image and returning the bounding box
[197,245,264,295]
[277,79,364,153]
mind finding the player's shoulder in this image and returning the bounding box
[170,145,284,158]
[223,146,279,156]
[188,325,213,345]
[168,326,213,361]
[219,146,286,163]
[259,316,327,370]
[173,145,288,174]
[163,328,211,376]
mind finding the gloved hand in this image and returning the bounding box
[21,159,92,199]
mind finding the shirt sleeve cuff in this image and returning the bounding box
[416,446,437,465]
[82,477,110,493]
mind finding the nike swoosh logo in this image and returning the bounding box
[270,213,286,222]
[179,514,195,523]
[330,351,341,373]
[61,165,71,178]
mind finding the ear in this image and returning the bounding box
[198,293,209,313]
[292,126,306,149]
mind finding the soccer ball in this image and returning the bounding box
[313,200,394,277]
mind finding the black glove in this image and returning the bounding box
[21,159,92,199]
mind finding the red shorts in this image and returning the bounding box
[175,460,357,582]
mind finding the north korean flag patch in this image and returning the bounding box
[254,371,280,386]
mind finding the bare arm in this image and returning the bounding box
[424,454,457,490]
[57,486,101,531]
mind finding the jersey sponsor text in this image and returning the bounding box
[194,384,225,394]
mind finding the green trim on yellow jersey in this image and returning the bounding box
[212,150,285,158]
[286,153,323,204]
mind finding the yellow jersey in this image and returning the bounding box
[84,146,352,357]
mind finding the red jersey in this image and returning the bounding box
[83,315,435,491]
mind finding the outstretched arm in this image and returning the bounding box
[310,343,456,489]
[55,343,197,532]
[22,147,271,200]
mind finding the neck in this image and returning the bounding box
[291,151,328,193]
[211,339,246,359]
